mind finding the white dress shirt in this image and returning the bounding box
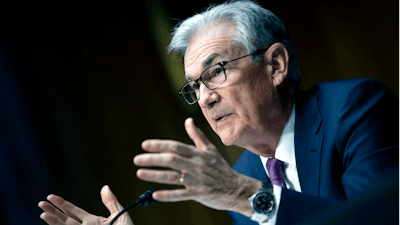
[258,103,302,225]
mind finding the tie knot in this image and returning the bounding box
[266,157,284,168]
[266,158,286,188]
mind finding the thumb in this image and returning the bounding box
[185,117,212,150]
[101,185,124,215]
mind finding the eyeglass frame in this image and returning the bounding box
[178,48,268,105]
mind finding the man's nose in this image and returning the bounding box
[197,83,219,108]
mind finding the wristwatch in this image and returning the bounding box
[248,182,276,223]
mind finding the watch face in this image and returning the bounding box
[253,193,274,214]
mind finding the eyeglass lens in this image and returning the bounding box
[181,64,226,104]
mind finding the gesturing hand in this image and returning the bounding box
[133,118,261,216]
[38,185,134,225]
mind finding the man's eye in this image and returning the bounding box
[214,67,223,75]
[208,66,223,79]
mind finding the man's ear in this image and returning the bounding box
[264,43,289,87]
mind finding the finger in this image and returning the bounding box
[40,212,62,225]
[152,189,197,202]
[141,139,200,157]
[136,169,182,185]
[40,212,81,225]
[184,118,213,150]
[134,152,195,172]
[100,185,124,215]
[47,194,89,223]
[38,201,69,223]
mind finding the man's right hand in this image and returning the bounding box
[38,185,134,225]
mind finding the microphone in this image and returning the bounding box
[109,189,157,225]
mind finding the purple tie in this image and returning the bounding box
[266,158,286,188]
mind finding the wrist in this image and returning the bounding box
[230,174,262,217]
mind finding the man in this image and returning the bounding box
[39,1,398,225]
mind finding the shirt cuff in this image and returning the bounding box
[259,184,282,225]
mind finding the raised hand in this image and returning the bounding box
[38,185,134,225]
[133,118,261,217]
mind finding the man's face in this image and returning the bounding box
[184,22,283,148]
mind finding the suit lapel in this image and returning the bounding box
[232,149,269,183]
[294,88,323,197]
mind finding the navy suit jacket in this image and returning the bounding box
[229,79,399,225]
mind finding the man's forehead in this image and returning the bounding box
[184,52,224,81]
[184,50,232,81]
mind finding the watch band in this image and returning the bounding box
[248,182,276,223]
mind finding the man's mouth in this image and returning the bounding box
[216,114,231,122]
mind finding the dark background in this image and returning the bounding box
[0,0,398,224]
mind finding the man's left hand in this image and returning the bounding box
[133,118,261,216]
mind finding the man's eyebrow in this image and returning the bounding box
[185,53,222,82]
[203,53,221,68]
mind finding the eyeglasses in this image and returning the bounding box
[179,49,267,105]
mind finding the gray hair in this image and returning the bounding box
[167,0,301,85]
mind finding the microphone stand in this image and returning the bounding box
[109,189,157,225]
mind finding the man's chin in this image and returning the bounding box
[219,132,240,147]
[220,137,234,146]
[216,123,247,147]
[217,125,250,148]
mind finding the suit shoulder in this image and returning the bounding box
[314,78,391,95]
[310,79,396,110]
[315,78,388,92]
